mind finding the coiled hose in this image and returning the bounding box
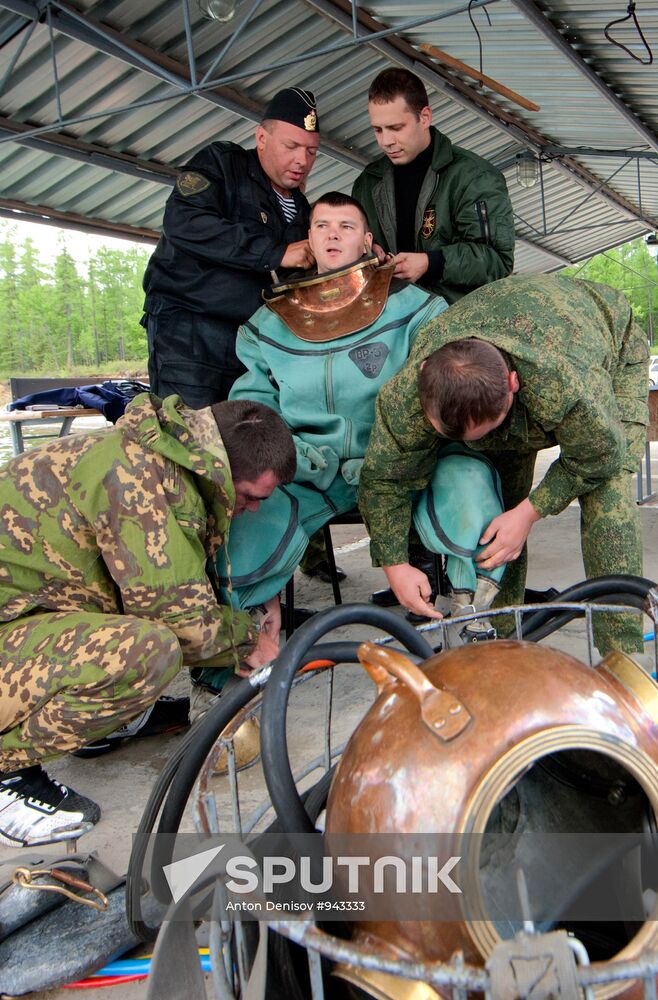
[127,603,432,939]
[128,579,656,938]
[514,574,655,642]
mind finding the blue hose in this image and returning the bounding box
[93,955,212,977]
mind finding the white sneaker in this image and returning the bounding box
[0,765,100,847]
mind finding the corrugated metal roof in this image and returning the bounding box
[0,0,655,271]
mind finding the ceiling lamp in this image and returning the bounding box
[198,0,237,22]
[515,151,538,189]
[646,233,658,261]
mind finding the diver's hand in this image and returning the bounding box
[259,595,281,644]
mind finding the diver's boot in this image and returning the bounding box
[190,602,266,774]
[451,577,500,642]
[189,674,261,774]
[72,695,190,758]
[300,530,347,584]
[0,765,100,847]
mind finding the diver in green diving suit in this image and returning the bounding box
[197,193,507,696]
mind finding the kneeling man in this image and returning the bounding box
[359,273,649,655]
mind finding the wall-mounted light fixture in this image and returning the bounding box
[198,0,237,22]
[515,151,538,189]
[646,233,658,262]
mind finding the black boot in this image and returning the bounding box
[404,544,441,623]
[369,545,441,618]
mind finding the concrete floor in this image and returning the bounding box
[9,447,658,999]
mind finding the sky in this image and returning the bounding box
[0,215,153,268]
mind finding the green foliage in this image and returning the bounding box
[0,223,151,375]
[561,238,658,347]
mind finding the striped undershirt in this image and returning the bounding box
[274,190,297,223]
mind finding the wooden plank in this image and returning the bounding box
[0,408,102,422]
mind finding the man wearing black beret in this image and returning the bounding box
[142,88,320,407]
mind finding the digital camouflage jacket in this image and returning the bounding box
[352,127,515,304]
[359,274,649,566]
[0,395,255,668]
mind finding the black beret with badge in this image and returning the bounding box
[262,87,319,133]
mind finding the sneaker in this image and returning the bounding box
[72,695,190,758]
[0,765,100,847]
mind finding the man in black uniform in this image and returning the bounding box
[142,88,320,408]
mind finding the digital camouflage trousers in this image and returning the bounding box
[490,440,645,655]
[0,611,183,771]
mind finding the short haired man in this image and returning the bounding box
[192,193,505,701]
[0,396,295,846]
[143,88,320,408]
[359,273,649,655]
[353,68,515,304]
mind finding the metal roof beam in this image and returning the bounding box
[543,146,658,161]
[0,116,178,184]
[301,0,658,230]
[0,196,159,242]
[509,0,658,156]
[514,235,572,267]
[0,0,367,170]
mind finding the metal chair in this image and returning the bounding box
[283,509,363,637]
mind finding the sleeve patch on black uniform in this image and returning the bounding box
[348,342,390,379]
[176,171,211,197]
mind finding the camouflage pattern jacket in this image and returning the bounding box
[0,395,254,668]
[359,274,649,566]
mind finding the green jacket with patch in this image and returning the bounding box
[359,274,648,566]
[0,395,254,668]
[352,127,515,304]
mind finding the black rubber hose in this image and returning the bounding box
[136,629,420,934]
[511,575,655,640]
[261,603,434,835]
[521,592,647,643]
[128,674,261,939]
[156,634,425,852]
[154,641,384,845]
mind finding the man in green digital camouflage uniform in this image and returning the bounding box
[359,273,649,654]
[0,395,295,847]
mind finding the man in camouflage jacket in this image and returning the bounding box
[0,394,294,847]
[359,273,649,654]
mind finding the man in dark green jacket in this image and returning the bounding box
[353,68,515,305]
[359,274,649,656]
